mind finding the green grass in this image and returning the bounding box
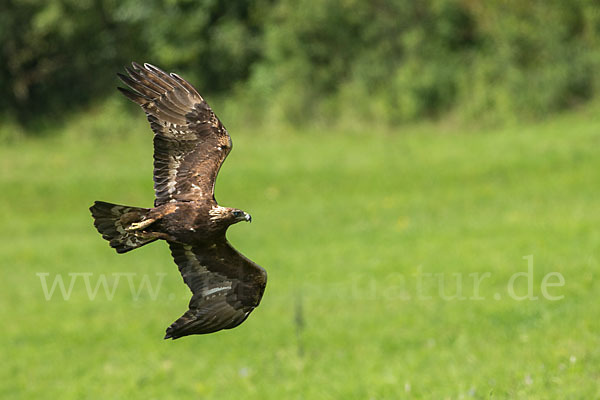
[2,100,600,399]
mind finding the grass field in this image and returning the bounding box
[1,101,600,399]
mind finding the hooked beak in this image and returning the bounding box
[244,213,252,223]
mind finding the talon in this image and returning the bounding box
[126,218,156,231]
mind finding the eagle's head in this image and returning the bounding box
[209,206,251,226]
[230,208,252,224]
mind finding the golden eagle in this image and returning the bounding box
[90,63,267,339]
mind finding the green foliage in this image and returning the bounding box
[0,0,265,124]
[2,0,600,129]
[2,104,600,398]
[253,0,600,125]
[456,0,600,122]
[1,0,143,119]
[252,0,477,123]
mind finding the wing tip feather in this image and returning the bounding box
[131,61,144,71]
[117,86,148,104]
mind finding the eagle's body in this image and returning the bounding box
[148,200,222,242]
[90,63,266,339]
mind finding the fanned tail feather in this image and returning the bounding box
[90,201,156,253]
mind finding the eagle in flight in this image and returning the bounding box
[90,63,267,340]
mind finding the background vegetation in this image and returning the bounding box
[2,1,600,398]
[2,0,600,130]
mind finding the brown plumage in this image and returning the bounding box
[90,62,267,339]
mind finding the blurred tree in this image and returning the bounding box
[1,0,599,130]
[1,0,146,122]
[459,0,600,122]
[250,0,600,125]
[0,0,267,125]
[117,0,266,92]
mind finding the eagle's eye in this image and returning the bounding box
[232,210,244,218]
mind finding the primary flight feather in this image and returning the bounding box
[90,62,267,339]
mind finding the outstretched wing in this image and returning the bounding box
[117,62,232,206]
[166,241,267,339]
